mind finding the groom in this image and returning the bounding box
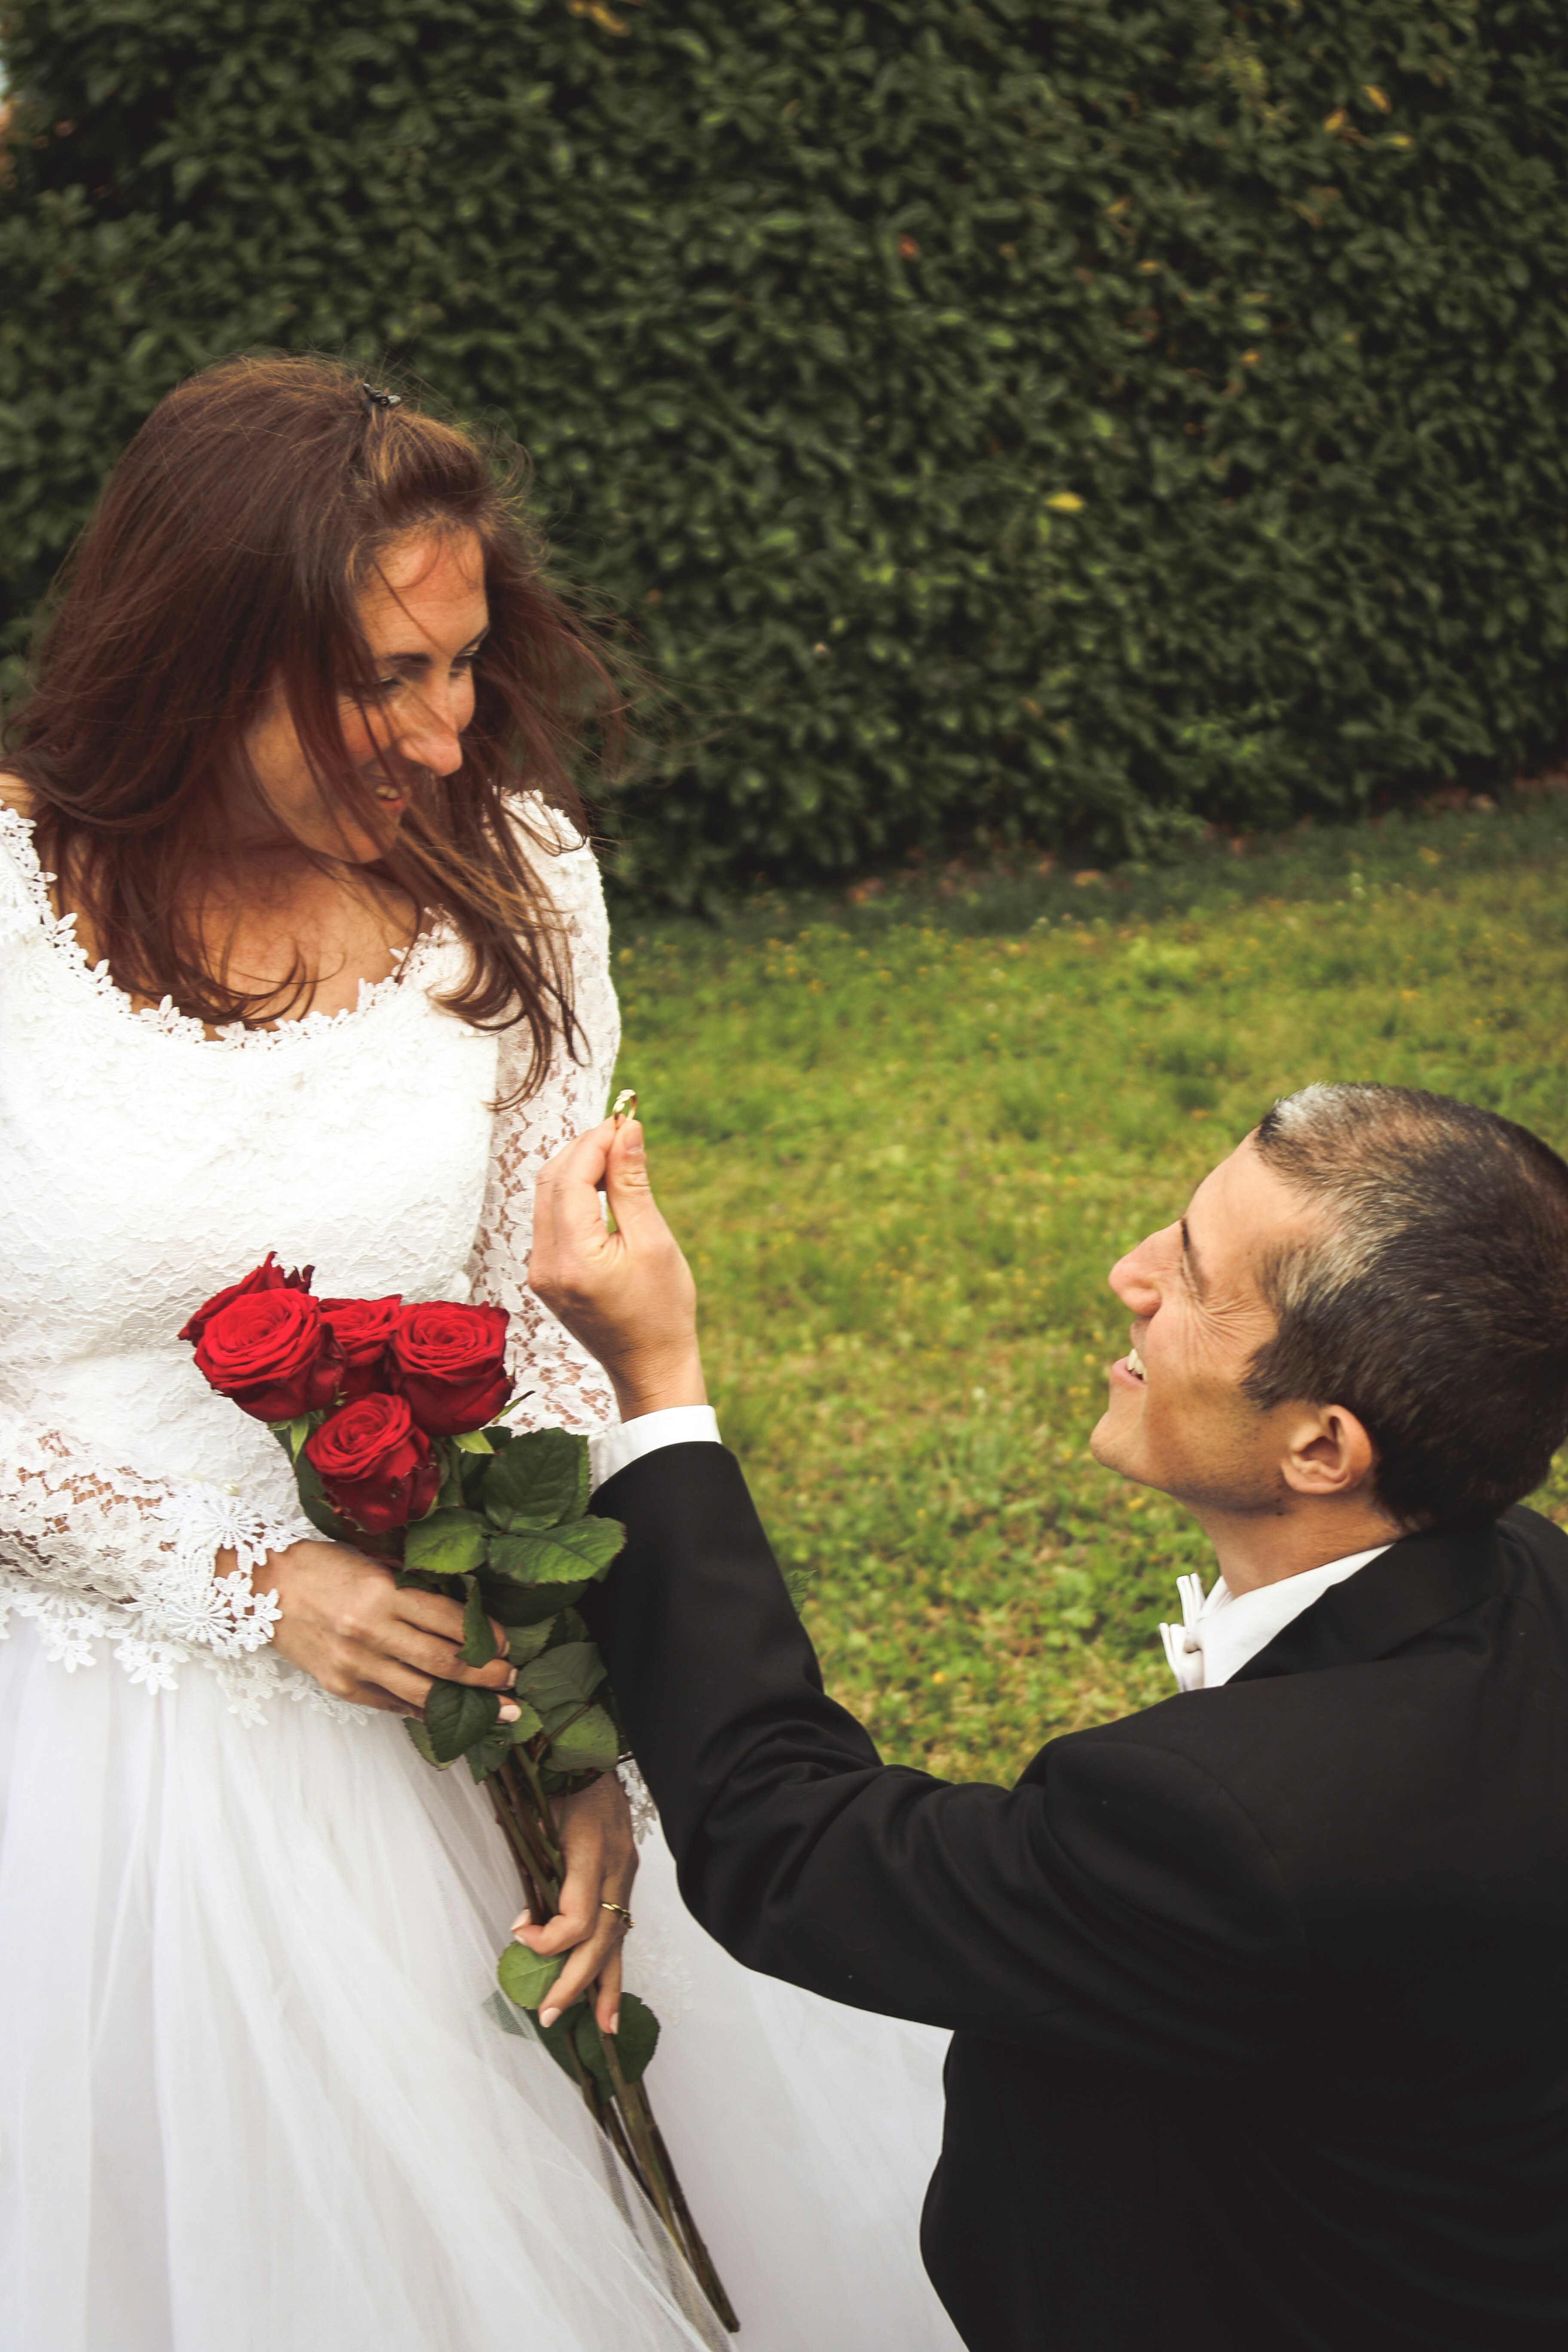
[530,1082,1568,2352]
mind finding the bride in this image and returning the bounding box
[0,355,959,2352]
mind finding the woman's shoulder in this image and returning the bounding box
[0,775,57,948]
[504,790,604,922]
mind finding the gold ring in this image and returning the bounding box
[600,1901,634,1932]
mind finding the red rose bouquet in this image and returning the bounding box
[181,1258,734,2333]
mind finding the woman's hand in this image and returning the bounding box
[509,1772,639,2036]
[254,1537,520,1718]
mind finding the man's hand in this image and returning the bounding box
[530,1116,706,1421]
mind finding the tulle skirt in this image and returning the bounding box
[0,1621,961,2352]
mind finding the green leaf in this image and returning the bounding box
[435,1440,466,1511]
[505,1620,555,1672]
[423,1677,501,1763]
[484,1565,592,1620]
[401,1717,455,1770]
[466,1730,512,1781]
[516,1641,606,1715]
[544,1701,619,1775]
[459,1579,498,1666]
[531,2003,587,2084]
[292,1449,353,1545]
[497,1940,564,2013]
[485,1515,625,1587]
[611,1991,661,2085]
[403,1507,490,1577]
[507,1698,545,1742]
[453,1429,496,1454]
[574,1991,660,2095]
[481,1428,591,1530]
[479,1566,584,1628]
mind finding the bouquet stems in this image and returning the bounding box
[486,1762,739,2334]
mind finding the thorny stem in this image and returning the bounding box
[506,1746,563,1875]
[487,1758,738,2335]
[498,1778,560,1909]
[485,1778,539,1906]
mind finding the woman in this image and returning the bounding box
[0,357,958,2352]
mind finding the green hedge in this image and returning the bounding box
[3,0,1567,900]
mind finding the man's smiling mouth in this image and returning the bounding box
[1126,1344,1147,1382]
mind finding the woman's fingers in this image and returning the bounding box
[358,1658,437,1717]
[536,1913,628,2030]
[377,1617,516,1692]
[513,1771,637,2026]
[389,1591,518,1689]
[594,1943,624,2037]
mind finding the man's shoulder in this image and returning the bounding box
[1499,1500,1568,1571]
[1023,1505,1568,1804]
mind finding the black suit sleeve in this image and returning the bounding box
[592,1444,1308,2079]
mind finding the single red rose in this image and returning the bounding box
[389,1301,512,1437]
[178,1251,313,1344]
[319,1296,403,1403]
[304,1393,441,1534]
[193,1289,343,1424]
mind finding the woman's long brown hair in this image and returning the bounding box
[3,353,619,1089]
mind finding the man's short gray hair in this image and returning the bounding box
[1246,1084,1568,1527]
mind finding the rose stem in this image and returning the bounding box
[492,1754,735,2326]
[641,2097,740,2332]
[505,1747,564,1877]
[493,1760,561,1905]
[485,1778,540,1905]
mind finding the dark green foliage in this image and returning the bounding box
[3,0,1567,896]
[422,1673,502,1762]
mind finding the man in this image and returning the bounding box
[530,1083,1568,2351]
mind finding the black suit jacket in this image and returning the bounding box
[591,1446,1568,2352]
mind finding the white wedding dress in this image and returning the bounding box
[0,802,962,2352]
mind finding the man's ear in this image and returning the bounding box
[1278,1402,1381,1501]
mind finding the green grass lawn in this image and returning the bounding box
[609,794,1568,1785]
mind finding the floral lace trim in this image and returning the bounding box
[0,1415,358,1724]
[0,1565,366,1728]
[616,1755,659,1844]
[0,803,453,1050]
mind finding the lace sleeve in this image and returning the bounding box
[0,1406,312,1700]
[467,803,622,1437]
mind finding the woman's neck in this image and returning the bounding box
[4,772,417,1025]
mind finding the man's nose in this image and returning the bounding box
[1109,1241,1160,1317]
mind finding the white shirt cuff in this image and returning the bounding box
[588,1406,722,1494]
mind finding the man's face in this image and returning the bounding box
[1091,1136,1323,1517]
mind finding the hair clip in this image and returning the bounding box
[361,381,402,411]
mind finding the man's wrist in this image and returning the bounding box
[609,1350,707,1423]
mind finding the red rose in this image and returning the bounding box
[304,1393,441,1534]
[178,1251,313,1345]
[193,1289,343,1424]
[320,1296,403,1403]
[390,1302,512,1437]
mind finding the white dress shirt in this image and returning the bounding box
[588,1405,723,1493]
[1159,1544,1392,1692]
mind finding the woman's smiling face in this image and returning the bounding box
[241,528,490,864]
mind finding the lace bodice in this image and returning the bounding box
[0,799,620,1722]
